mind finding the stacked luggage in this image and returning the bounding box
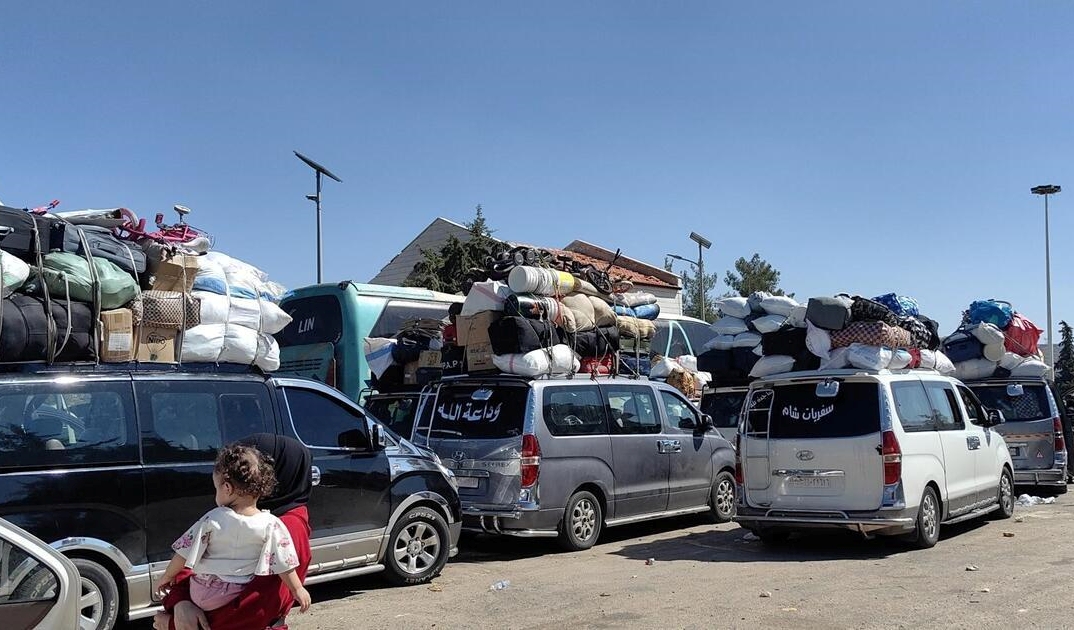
[0,203,289,370]
[697,291,955,384]
[943,300,1048,381]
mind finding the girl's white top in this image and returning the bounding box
[172,506,299,584]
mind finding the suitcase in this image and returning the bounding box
[488,316,561,355]
[943,333,984,363]
[897,316,933,350]
[761,326,808,357]
[0,206,51,260]
[830,321,912,349]
[568,325,619,357]
[806,297,852,331]
[618,354,651,377]
[849,296,898,325]
[50,222,147,277]
[697,349,733,375]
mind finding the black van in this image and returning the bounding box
[0,363,461,630]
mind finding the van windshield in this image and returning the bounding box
[424,384,528,439]
[971,384,1051,422]
[769,382,880,439]
[701,391,747,428]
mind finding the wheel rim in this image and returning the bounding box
[393,521,442,575]
[716,478,735,515]
[571,498,597,542]
[1001,473,1014,513]
[921,493,938,539]
[78,576,103,630]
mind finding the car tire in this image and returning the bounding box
[992,468,1015,520]
[709,471,736,523]
[71,557,120,630]
[910,486,941,549]
[1052,483,1068,495]
[558,491,602,552]
[383,506,451,586]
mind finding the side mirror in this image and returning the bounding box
[695,414,714,433]
[986,409,1006,427]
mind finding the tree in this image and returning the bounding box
[665,257,720,323]
[1056,321,1074,396]
[723,253,790,298]
[404,205,500,294]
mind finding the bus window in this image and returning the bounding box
[276,295,343,346]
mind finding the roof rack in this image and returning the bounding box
[0,362,265,376]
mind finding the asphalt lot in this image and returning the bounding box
[264,492,1074,630]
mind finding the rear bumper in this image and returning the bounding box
[735,505,916,534]
[461,504,562,537]
[1014,468,1066,486]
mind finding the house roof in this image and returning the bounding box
[545,248,679,289]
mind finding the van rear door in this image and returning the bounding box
[743,380,884,511]
[971,382,1056,470]
[415,381,530,510]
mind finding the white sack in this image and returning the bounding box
[694,371,713,388]
[0,250,30,297]
[970,323,1006,346]
[703,335,736,352]
[364,338,397,378]
[819,347,850,370]
[999,352,1028,372]
[889,349,913,370]
[847,344,893,371]
[1011,360,1049,378]
[181,324,274,367]
[753,344,765,357]
[933,351,956,375]
[750,355,796,378]
[675,355,698,372]
[752,314,787,334]
[715,296,751,319]
[650,357,679,379]
[614,291,657,308]
[193,291,291,334]
[712,316,748,336]
[255,333,281,372]
[786,305,808,329]
[954,358,998,382]
[461,281,511,315]
[806,321,832,359]
[760,295,800,317]
[733,332,763,348]
[747,291,772,313]
[493,345,578,377]
[983,342,1006,362]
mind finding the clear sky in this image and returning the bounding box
[2,3,1071,338]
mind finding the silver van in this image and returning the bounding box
[412,375,736,551]
[699,385,750,442]
[968,378,1069,492]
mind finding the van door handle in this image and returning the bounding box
[657,440,668,454]
[667,440,682,454]
[966,436,981,451]
[311,465,322,486]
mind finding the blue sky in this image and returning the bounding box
[2,3,1072,337]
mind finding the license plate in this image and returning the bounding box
[456,476,480,489]
[787,477,831,489]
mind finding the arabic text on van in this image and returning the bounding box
[781,404,835,423]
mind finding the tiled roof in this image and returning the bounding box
[545,248,678,289]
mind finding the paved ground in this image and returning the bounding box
[274,493,1073,630]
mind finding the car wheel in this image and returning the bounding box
[910,486,941,549]
[71,557,120,630]
[709,471,736,523]
[558,491,602,552]
[383,506,451,586]
[992,468,1015,519]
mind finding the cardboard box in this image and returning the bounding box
[152,254,199,293]
[100,309,135,362]
[419,350,442,368]
[465,342,496,372]
[456,311,500,347]
[136,326,179,363]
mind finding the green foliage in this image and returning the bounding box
[1056,321,1074,396]
[404,205,500,294]
[723,253,790,298]
[665,257,720,322]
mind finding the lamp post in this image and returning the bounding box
[668,231,712,320]
[1032,184,1061,374]
[294,151,343,284]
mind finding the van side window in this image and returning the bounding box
[0,382,137,469]
[925,383,963,430]
[957,386,984,424]
[543,386,607,436]
[605,387,661,435]
[660,391,700,431]
[285,388,370,450]
[891,382,935,432]
[138,381,274,463]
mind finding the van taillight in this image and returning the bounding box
[734,433,743,484]
[882,430,902,485]
[325,358,338,388]
[1054,417,1066,455]
[521,434,541,488]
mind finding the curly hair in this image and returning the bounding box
[214,443,277,499]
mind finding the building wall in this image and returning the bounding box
[369,218,470,286]
[651,286,682,317]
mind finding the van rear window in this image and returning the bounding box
[971,384,1051,422]
[424,385,528,440]
[769,382,880,439]
[701,391,747,428]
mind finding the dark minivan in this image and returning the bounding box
[0,363,461,630]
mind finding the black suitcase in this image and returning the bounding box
[0,206,51,260]
[761,326,808,357]
[806,296,852,331]
[488,316,561,355]
[50,222,147,276]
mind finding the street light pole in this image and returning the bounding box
[1032,184,1061,374]
[690,232,712,321]
[295,151,343,284]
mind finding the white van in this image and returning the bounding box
[735,369,1014,548]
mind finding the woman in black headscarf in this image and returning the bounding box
[156,434,313,630]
